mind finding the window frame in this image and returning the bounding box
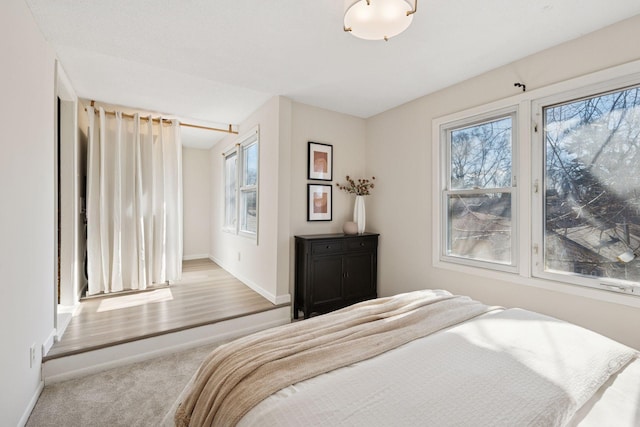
[238,132,259,238]
[438,106,519,274]
[222,148,238,233]
[531,81,640,296]
[222,126,259,240]
[432,60,640,308]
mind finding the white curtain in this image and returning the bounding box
[86,106,183,296]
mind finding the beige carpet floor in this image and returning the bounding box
[26,343,218,427]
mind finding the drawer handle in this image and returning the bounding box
[360,242,365,247]
[326,245,331,249]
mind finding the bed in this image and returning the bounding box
[171,289,640,426]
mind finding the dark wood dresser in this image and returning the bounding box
[294,233,379,319]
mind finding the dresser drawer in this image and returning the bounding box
[346,237,377,251]
[311,241,344,255]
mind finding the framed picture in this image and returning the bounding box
[307,184,332,221]
[308,141,333,181]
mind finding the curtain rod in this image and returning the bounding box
[87,101,238,135]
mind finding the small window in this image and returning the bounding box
[541,84,640,289]
[240,139,258,235]
[222,127,259,238]
[243,142,258,187]
[441,110,517,270]
[223,151,237,231]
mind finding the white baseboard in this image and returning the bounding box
[55,303,79,343]
[182,254,210,261]
[208,255,291,305]
[42,329,57,357]
[43,306,290,384]
[18,380,44,427]
[275,293,292,304]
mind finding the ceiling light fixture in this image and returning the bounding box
[344,0,418,41]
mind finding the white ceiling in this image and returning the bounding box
[25,0,640,148]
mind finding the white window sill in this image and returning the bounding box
[434,259,640,310]
[238,230,258,242]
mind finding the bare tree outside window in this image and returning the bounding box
[451,117,512,190]
[240,140,258,235]
[544,86,640,283]
[446,115,515,265]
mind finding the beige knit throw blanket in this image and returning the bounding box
[175,289,498,426]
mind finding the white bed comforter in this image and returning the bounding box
[238,308,638,427]
[175,290,496,425]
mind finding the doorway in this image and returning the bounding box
[54,62,85,342]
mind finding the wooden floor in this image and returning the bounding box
[45,259,288,360]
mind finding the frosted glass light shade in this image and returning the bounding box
[344,0,414,41]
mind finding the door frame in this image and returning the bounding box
[53,61,80,342]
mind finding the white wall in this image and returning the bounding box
[366,14,640,350]
[210,96,290,303]
[0,0,57,424]
[289,101,367,236]
[288,102,367,293]
[58,99,76,304]
[209,97,366,303]
[182,147,211,259]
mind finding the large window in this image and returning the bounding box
[540,84,640,290]
[435,68,640,301]
[223,127,259,239]
[441,109,517,270]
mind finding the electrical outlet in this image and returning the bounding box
[237,252,241,262]
[30,343,36,368]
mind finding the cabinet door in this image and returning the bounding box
[310,255,343,305]
[343,253,374,299]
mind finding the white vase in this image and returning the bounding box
[353,195,366,234]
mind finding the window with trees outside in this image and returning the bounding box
[223,127,259,239]
[240,138,258,235]
[540,84,640,291]
[223,151,237,230]
[436,70,640,300]
[441,109,517,271]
